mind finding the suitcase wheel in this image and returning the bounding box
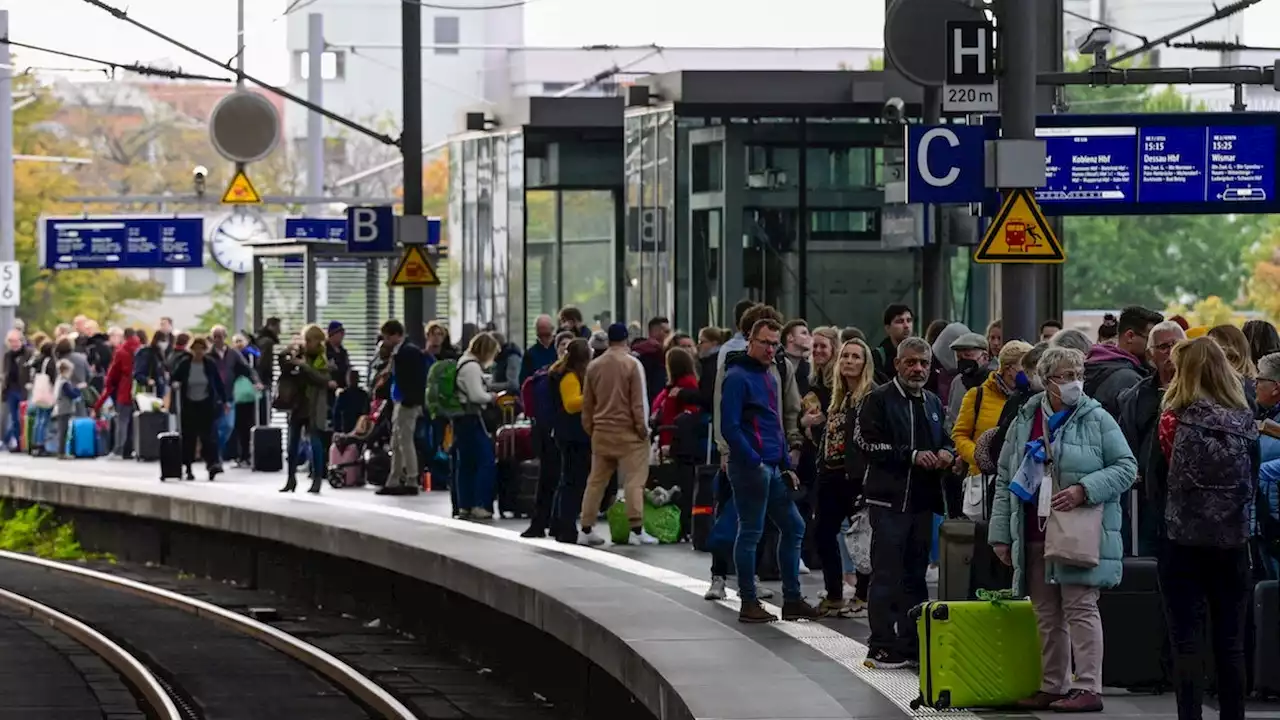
[328,469,345,489]
[936,691,951,709]
[909,697,923,711]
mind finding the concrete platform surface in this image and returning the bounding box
[0,455,1272,720]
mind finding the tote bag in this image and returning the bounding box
[1040,412,1103,568]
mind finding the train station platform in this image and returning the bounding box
[0,455,1259,720]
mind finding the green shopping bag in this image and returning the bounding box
[607,500,631,544]
[643,502,681,544]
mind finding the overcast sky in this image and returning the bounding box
[0,0,1274,84]
[0,0,882,85]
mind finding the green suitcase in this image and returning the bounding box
[910,599,1043,710]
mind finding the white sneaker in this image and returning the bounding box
[470,508,493,521]
[756,580,775,600]
[704,575,727,600]
[628,529,659,546]
[799,561,811,575]
[577,528,605,547]
[926,564,939,584]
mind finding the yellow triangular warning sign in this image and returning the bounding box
[221,170,262,204]
[388,245,440,287]
[974,188,1064,264]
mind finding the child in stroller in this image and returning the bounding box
[327,385,395,488]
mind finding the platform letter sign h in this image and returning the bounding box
[944,20,999,113]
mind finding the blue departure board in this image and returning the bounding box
[983,113,1280,216]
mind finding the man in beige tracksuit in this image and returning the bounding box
[578,323,657,546]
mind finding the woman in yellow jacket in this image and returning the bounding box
[551,339,594,543]
[951,339,1034,520]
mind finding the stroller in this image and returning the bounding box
[327,403,394,488]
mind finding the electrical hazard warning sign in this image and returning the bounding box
[974,188,1065,264]
[388,245,440,287]
[221,170,263,205]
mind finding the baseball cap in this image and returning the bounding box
[327,321,344,335]
[607,322,629,343]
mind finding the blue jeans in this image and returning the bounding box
[868,507,933,656]
[216,404,234,461]
[453,415,495,512]
[33,407,51,453]
[286,417,324,481]
[3,390,21,447]
[727,462,805,603]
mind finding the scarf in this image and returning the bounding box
[1010,403,1073,505]
[305,352,327,402]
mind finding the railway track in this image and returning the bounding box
[0,550,417,720]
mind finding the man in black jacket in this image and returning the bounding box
[379,319,424,496]
[855,336,953,669]
[1084,305,1162,418]
[872,303,914,385]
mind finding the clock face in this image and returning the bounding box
[211,211,271,275]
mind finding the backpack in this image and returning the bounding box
[425,359,474,418]
[1166,401,1258,548]
[520,368,556,424]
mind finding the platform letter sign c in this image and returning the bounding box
[917,127,961,187]
[352,208,379,244]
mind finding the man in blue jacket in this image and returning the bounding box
[720,317,821,624]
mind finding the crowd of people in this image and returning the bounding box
[3,301,1279,719]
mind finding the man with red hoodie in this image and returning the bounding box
[631,316,670,405]
[1084,305,1163,418]
[94,328,142,459]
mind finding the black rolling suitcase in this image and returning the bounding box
[250,396,283,472]
[159,388,183,481]
[515,459,539,518]
[691,465,717,552]
[1254,580,1280,697]
[1100,492,1169,691]
[133,410,170,462]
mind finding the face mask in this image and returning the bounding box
[1015,370,1030,391]
[1057,379,1084,406]
[957,358,982,376]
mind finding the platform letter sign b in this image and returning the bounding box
[352,208,379,244]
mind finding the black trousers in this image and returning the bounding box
[180,397,219,471]
[528,423,560,532]
[815,472,857,599]
[552,440,590,541]
[867,506,932,656]
[711,470,734,577]
[231,402,254,462]
[1158,543,1251,720]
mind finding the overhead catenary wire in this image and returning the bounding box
[75,0,398,148]
[0,38,234,82]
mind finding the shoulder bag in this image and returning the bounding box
[1041,410,1103,568]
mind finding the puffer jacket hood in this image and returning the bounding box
[1086,342,1141,368]
[931,322,971,372]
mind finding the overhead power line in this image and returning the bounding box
[407,0,537,10]
[1,38,234,82]
[75,0,399,148]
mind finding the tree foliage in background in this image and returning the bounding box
[13,71,163,334]
[1164,295,1238,328]
[1245,225,1280,321]
[1059,55,1271,311]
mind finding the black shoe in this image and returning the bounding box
[376,485,412,496]
[863,648,909,670]
[280,477,298,493]
[520,526,547,539]
[208,465,222,482]
[184,468,196,481]
[780,598,822,621]
[307,478,322,494]
[738,600,778,624]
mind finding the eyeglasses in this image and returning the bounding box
[1048,371,1083,383]
[1152,341,1178,353]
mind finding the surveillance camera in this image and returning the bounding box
[193,165,208,179]
[882,97,906,124]
[1078,27,1112,56]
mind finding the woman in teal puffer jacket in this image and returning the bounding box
[990,346,1137,714]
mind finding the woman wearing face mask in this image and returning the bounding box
[134,331,170,401]
[990,347,1137,713]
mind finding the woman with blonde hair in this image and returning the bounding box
[1207,324,1256,378]
[1155,337,1257,720]
[277,324,331,493]
[454,332,501,520]
[814,337,876,617]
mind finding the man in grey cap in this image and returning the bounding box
[946,332,989,432]
[1258,352,1280,423]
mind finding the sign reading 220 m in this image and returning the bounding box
[983,113,1280,216]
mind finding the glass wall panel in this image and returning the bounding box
[447,142,464,339]
[742,207,801,319]
[525,189,559,331]
[624,109,676,328]
[744,145,800,190]
[561,190,615,329]
[476,137,494,328]
[492,134,510,342]
[508,133,526,345]
[461,140,478,336]
[805,147,878,190]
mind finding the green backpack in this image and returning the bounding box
[425,359,472,418]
